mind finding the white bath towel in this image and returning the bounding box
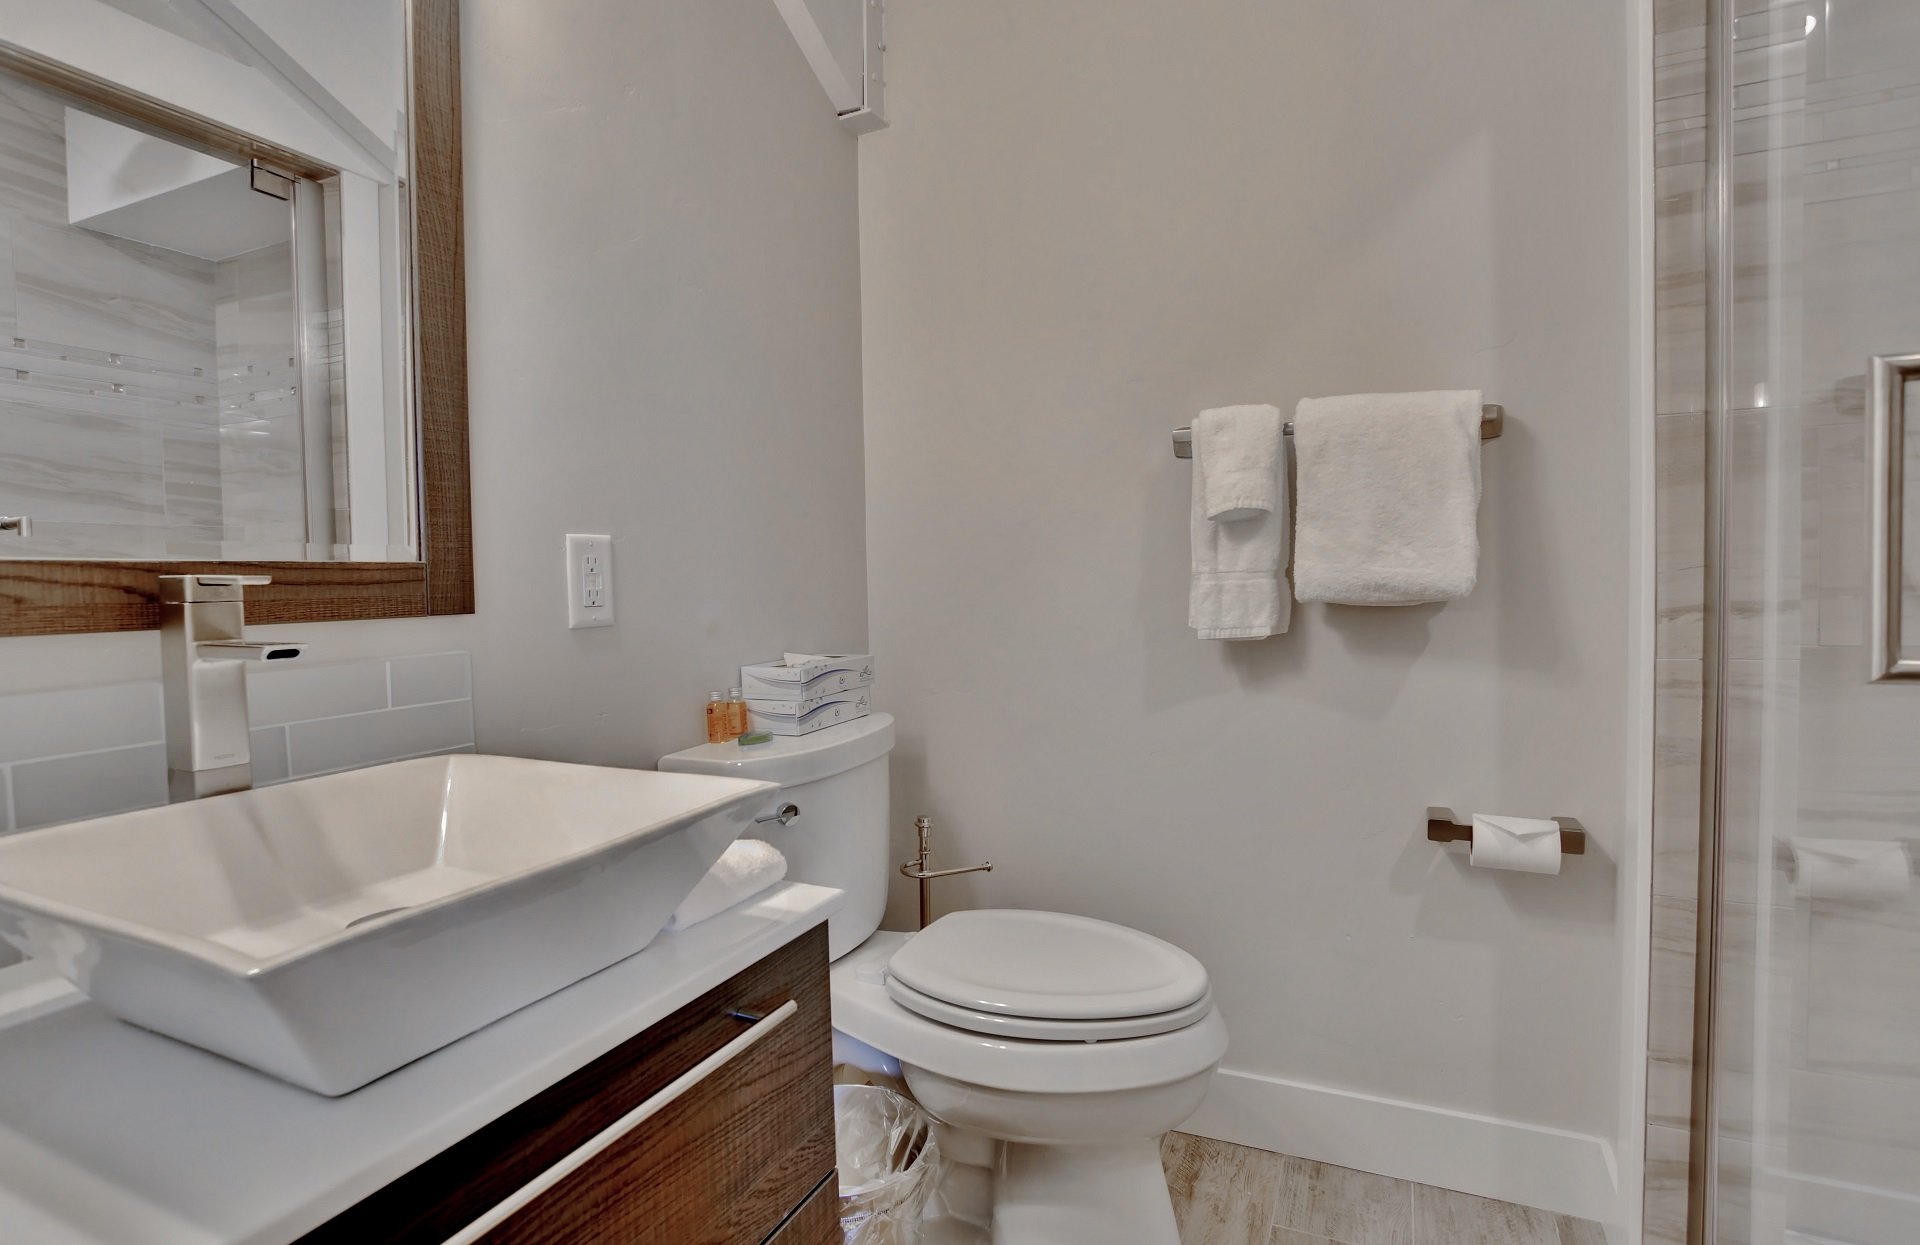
[1291,390,1483,605]
[1194,404,1284,521]
[1190,409,1291,640]
[667,839,788,930]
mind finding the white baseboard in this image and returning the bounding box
[1182,1067,1621,1228]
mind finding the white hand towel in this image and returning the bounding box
[1195,404,1284,521]
[1291,390,1483,605]
[667,839,788,931]
[1190,409,1291,640]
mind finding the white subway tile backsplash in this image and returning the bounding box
[12,743,169,831]
[0,683,162,763]
[249,726,290,786]
[388,653,471,708]
[0,652,474,833]
[286,700,475,779]
[246,659,392,728]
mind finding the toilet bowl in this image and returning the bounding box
[834,928,1225,1244]
[660,714,1226,1244]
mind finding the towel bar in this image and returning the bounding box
[1425,808,1586,855]
[1172,404,1504,458]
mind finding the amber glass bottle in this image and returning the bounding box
[705,690,733,744]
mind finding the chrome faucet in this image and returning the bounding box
[158,575,307,802]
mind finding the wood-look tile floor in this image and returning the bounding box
[1161,1133,1608,1245]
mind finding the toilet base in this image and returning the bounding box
[991,1137,1179,1245]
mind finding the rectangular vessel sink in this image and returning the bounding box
[0,754,775,1095]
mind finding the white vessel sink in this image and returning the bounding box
[0,754,775,1095]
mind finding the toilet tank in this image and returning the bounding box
[659,713,893,960]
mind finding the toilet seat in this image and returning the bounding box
[885,909,1210,1021]
[832,931,1228,1096]
[885,973,1215,1041]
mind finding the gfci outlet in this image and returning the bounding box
[565,533,615,629]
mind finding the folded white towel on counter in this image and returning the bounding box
[1291,389,1483,605]
[668,839,788,931]
[1190,408,1291,640]
[1194,404,1284,521]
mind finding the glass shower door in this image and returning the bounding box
[1702,1,1920,1242]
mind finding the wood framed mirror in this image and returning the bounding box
[0,0,469,636]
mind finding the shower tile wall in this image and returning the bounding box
[1787,0,1920,1221]
[1647,0,1712,1235]
[1647,1,1920,1241]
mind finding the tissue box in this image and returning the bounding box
[740,653,874,701]
[748,688,872,736]
[745,686,869,719]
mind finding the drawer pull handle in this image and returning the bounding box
[441,999,799,1245]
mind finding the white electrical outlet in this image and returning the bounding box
[565,533,615,629]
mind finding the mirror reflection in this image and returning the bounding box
[0,1,413,563]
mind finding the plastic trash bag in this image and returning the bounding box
[836,1084,942,1244]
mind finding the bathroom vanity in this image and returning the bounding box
[0,883,843,1244]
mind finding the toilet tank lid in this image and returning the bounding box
[658,713,894,785]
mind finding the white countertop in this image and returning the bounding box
[0,881,845,1245]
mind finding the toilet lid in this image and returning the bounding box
[884,909,1210,1022]
[884,974,1215,1041]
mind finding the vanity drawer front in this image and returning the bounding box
[764,1171,841,1245]
[296,924,833,1245]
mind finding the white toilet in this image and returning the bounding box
[661,713,1226,1244]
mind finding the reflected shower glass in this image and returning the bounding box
[1702,1,1920,1243]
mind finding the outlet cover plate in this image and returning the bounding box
[566,533,614,629]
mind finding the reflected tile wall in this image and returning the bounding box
[0,74,225,557]
[215,240,307,552]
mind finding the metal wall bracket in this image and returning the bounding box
[249,161,294,201]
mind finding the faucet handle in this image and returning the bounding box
[157,574,272,604]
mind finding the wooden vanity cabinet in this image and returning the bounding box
[297,924,838,1245]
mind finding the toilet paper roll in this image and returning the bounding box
[1791,839,1911,903]
[1469,814,1563,876]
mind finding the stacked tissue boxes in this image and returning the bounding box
[740,653,873,736]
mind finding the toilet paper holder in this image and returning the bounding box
[1426,808,1587,856]
[1773,838,1918,875]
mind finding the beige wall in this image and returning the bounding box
[0,0,869,772]
[859,0,1636,1156]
